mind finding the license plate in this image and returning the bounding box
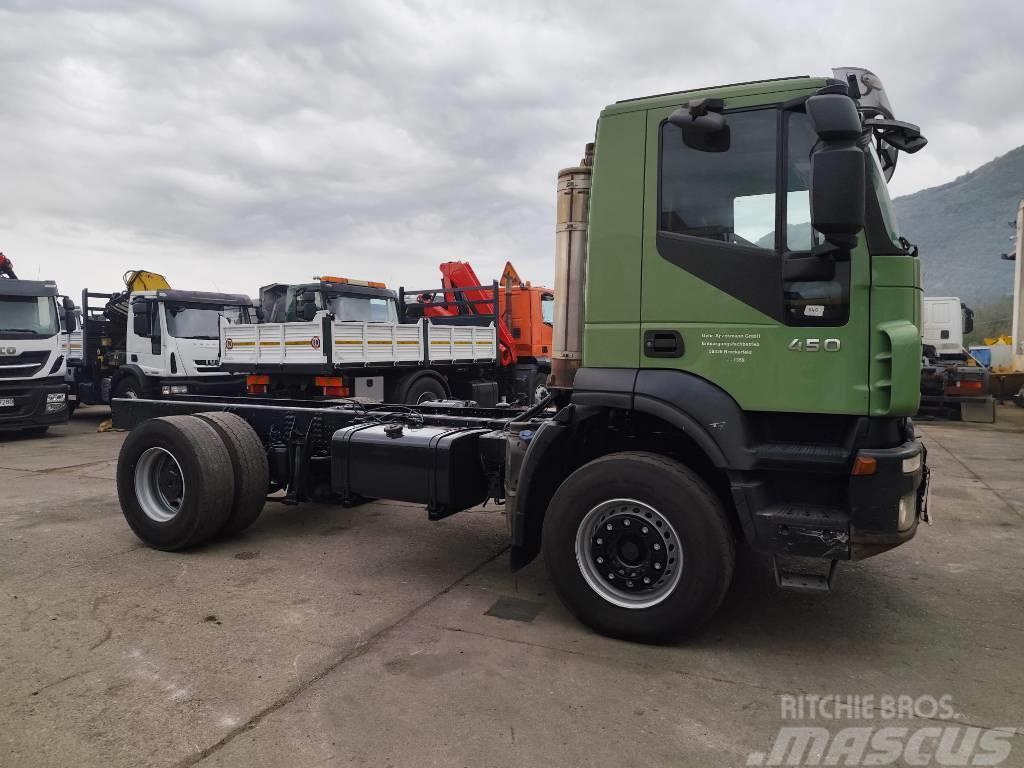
[0,397,14,408]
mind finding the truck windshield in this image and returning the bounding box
[327,295,398,323]
[165,302,249,339]
[0,295,59,338]
[865,144,903,250]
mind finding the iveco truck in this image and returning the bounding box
[110,68,929,642]
[71,283,253,405]
[0,277,75,433]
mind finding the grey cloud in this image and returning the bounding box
[1,0,1022,299]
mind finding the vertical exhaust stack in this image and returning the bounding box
[550,143,593,389]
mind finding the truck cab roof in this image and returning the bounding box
[133,289,253,306]
[601,75,832,116]
[0,279,59,298]
[260,282,397,301]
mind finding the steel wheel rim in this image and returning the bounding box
[575,498,683,609]
[135,447,185,523]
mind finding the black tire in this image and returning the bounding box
[116,415,235,551]
[23,426,49,435]
[541,451,735,643]
[399,374,448,405]
[68,401,78,417]
[112,376,143,401]
[195,412,269,537]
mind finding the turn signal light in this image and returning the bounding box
[851,456,877,476]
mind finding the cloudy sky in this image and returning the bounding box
[1,0,1022,301]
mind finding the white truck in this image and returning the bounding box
[0,277,76,433]
[919,296,993,421]
[922,296,974,359]
[70,287,254,406]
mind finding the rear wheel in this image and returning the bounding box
[195,412,269,537]
[116,415,234,550]
[399,374,448,405]
[542,452,735,643]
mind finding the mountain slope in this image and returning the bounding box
[893,145,1023,305]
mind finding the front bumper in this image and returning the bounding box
[847,438,926,559]
[0,378,70,430]
[155,376,246,398]
[746,436,927,561]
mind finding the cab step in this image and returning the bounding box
[772,555,839,594]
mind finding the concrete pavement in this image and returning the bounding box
[2,405,1022,767]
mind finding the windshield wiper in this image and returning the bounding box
[2,328,44,333]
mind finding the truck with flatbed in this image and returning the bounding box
[0,253,76,433]
[70,270,253,406]
[111,68,930,642]
[223,264,553,406]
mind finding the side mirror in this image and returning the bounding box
[254,306,265,322]
[668,98,730,152]
[806,94,865,250]
[62,297,77,332]
[962,304,975,335]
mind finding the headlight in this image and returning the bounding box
[897,492,916,531]
[44,402,66,413]
[902,453,922,474]
[46,392,66,403]
[162,385,189,395]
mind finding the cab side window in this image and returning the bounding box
[660,109,778,250]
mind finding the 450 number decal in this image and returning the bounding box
[788,338,841,352]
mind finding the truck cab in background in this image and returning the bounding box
[919,296,993,421]
[71,288,252,405]
[0,279,75,433]
[922,297,972,359]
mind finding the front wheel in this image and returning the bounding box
[112,377,142,401]
[542,452,735,643]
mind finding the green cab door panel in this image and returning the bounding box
[582,110,646,369]
[640,99,873,415]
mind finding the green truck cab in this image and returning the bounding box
[528,69,929,637]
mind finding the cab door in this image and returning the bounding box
[128,297,164,374]
[640,100,872,415]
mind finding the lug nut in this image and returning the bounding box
[654,563,662,570]
[643,577,651,584]
[653,543,661,551]
[623,519,630,527]
[596,537,603,545]
[596,556,604,564]
[642,527,648,534]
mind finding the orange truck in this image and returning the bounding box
[410,261,554,403]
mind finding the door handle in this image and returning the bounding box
[644,330,684,358]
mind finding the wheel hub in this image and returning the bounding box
[575,499,682,609]
[135,447,186,523]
